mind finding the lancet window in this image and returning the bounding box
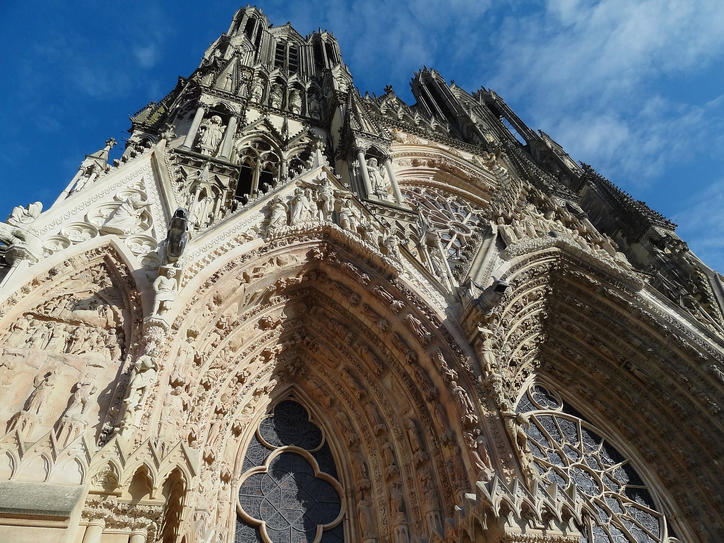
[235,399,344,543]
[233,140,281,200]
[516,383,673,543]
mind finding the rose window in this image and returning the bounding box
[516,384,674,543]
[235,400,344,543]
[403,187,484,279]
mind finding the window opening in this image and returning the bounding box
[516,383,671,543]
[235,400,344,543]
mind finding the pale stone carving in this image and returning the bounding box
[196,115,225,156]
[367,157,391,200]
[289,187,313,224]
[267,195,288,230]
[289,89,302,114]
[269,84,283,109]
[101,193,147,235]
[121,354,159,430]
[56,377,98,446]
[152,266,180,317]
[7,202,42,226]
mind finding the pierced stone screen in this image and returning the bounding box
[517,384,669,543]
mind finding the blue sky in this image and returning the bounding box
[1,0,722,271]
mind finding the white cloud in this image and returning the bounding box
[483,0,724,189]
[672,179,724,273]
[133,44,160,69]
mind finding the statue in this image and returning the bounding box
[366,157,390,199]
[267,196,288,230]
[478,327,497,375]
[7,202,42,226]
[101,193,147,235]
[56,377,97,446]
[338,198,359,232]
[152,267,179,317]
[251,80,264,102]
[289,187,311,224]
[269,85,283,109]
[289,89,302,114]
[123,354,159,417]
[317,179,335,221]
[196,114,225,156]
[11,370,57,434]
[308,93,321,119]
[164,208,189,264]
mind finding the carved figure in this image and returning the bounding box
[57,377,97,445]
[267,196,288,229]
[318,179,335,221]
[289,89,302,114]
[248,78,264,101]
[366,157,390,199]
[196,115,225,156]
[269,85,283,109]
[7,202,42,226]
[338,198,359,231]
[24,370,57,417]
[152,267,179,316]
[123,354,159,414]
[289,187,312,224]
[358,498,377,541]
[101,193,147,235]
[308,93,321,119]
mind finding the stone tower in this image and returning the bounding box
[0,6,722,543]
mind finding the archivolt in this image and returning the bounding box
[487,246,723,542]
[143,233,488,542]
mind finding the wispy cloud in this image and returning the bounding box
[673,179,724,272]
[486,0,724,188]
[134,44,160,69]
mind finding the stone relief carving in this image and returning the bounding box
[196,114,225,156]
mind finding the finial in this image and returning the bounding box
[384,84,393,95]
[105,137,117,150]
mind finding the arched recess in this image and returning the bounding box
[515,380,673,543]
[0,242,143,451]
[485,246,722,542]
[145,231,495,543]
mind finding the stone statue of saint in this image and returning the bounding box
[269,85,283,109]
[308,93,321,119]
[56,377,97,446]
[367,157,390,199]
[288,89,302,114]
[196,115,225,156]
[24,370,56,416]
[251,81,264,102]
[123,354,159,414]
[267,196,288,229]
[289,187,311,224]
[152,267,179,316]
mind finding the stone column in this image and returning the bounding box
[384,158,403,204]
[219,116,238,159]
[129,530,147,543]
[357,149,373,198]
[251,162,261,196]
[82,520,105,543]
[182,106,206,149]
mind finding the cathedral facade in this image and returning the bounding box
[0,6,722,543]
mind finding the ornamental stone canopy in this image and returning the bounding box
[0,5,721,543]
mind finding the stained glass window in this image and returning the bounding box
[236,400,343,543]
[516,384,670,543]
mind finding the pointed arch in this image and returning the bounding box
[152,232,483,542]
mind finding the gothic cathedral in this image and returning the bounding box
[0,6,721,543]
